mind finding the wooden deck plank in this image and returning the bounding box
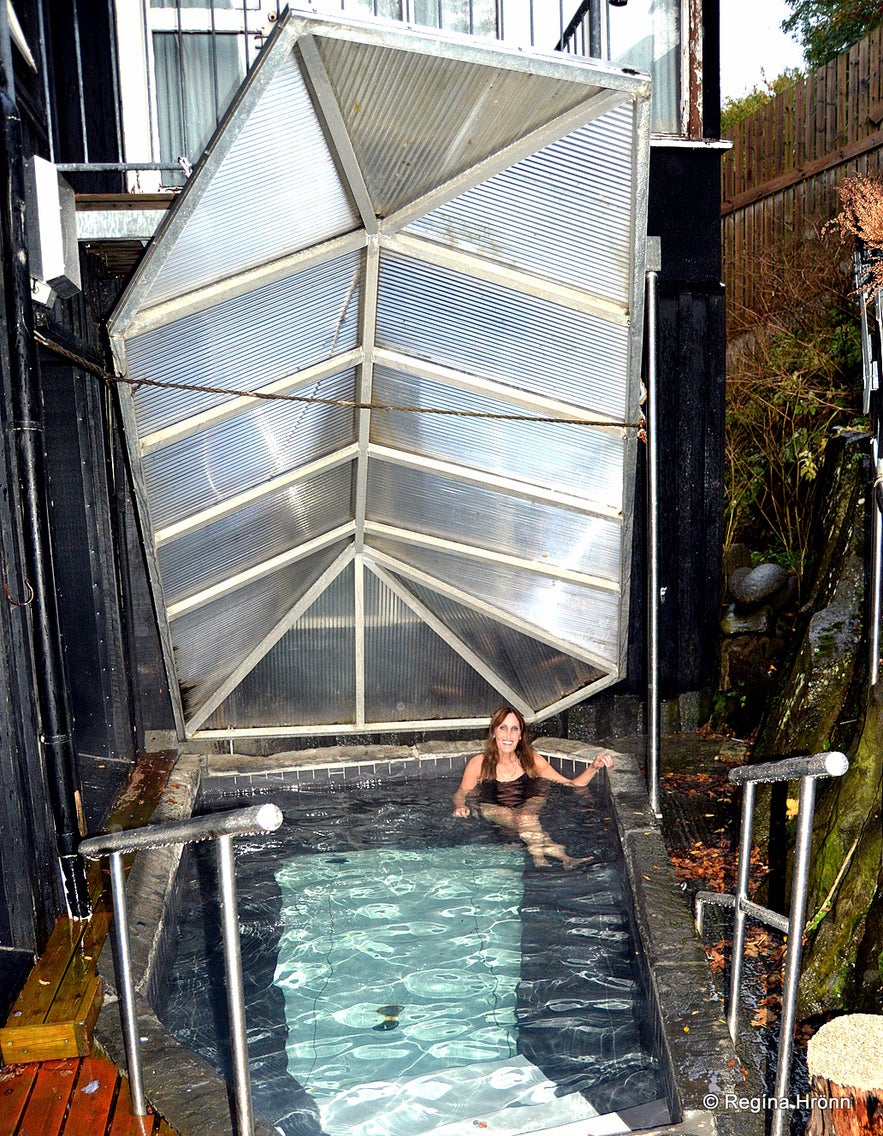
[0,1063,39,1131]
[62,1055,118,1135]
[47,895,112,1023]
[108,1074,157,1136]
[16,1059,78,1136]
[4,921,87,1026]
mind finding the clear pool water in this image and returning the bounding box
[159,775,668,1136]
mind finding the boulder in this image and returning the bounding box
[730,562,789,608]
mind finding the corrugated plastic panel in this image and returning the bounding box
[142,369,358,527]
[370,364,626,509]
[314,35,601,216]
[363,569,497,721]
[171,542,349,717]
[401,575,606,708]
[126,251,362,437]
[376,252,629,418]
[157,463,355,605]
[366,458,621,581]
[203,562,356,729]
[370,536,620,663]
[142,52,359,307]
[404,102,635,302]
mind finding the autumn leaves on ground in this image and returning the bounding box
[660,744,795,1037]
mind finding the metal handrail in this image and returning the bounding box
[80,803,283,1136]
[694,751,848,1136]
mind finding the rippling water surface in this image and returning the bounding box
[160,774,667,1136]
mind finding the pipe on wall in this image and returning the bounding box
[0,23,91,919]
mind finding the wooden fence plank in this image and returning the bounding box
[723,23,883,310]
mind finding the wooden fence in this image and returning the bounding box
[722,24,883,316]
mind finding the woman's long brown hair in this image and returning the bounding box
[480,705,538,781]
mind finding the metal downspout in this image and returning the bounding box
[646,237,662,818]
[0,14,91,918]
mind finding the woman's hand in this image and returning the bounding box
[452,805,471,818]
[573,751,613,787]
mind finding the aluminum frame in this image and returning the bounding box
[108,8,652,738]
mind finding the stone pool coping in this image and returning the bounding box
[95,740,762,1136]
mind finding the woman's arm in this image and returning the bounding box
[573,752,612,786]
[533,750,612,786]
[452,754,484,816]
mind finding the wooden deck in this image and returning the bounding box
[0,753,180,1136]
[0,1055,176,1136]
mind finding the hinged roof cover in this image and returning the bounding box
[108,9,651,739]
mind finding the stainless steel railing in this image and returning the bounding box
[79,802,283,1136]
[694,751,848,1136]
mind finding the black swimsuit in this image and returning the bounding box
[479,774,545,809]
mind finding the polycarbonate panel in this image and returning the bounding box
[126,251,362,436]
[141,369,357,527]
[363,569,498,721]
[370,364,626,509]
[366,459,621,581]
[158,464,355,604]
[203,562,356,729]
[400,575,606,708]
[404,103,635,302]
[314,34,602,216]
[143,52,359,307]
[376,252,630,418]
[171,543,349,717]
[370,537,620,663]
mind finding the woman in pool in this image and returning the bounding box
[451,706,612,867]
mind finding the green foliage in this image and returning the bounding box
[721,70,804,136]
[782,0,883,69]
[726,233,864,578]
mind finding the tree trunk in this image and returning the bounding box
[806,1015,883,1134]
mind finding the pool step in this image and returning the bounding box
[319,1054,635,1136]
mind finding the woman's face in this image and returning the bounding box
[494,712,522,757]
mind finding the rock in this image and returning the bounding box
[730,562,790,608]
[727,566,751,600]
[720,604,772,636]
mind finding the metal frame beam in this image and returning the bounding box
[383,231,628,324]
[297,34,378,234]
[364,520,619,592]
[369,442,623,520]
[367,546,615,673]
[185,546,355,733]
[368,560,531,714]
[139,349,362,455]
[382,88,632,233]
[167,522,354,619]
[373,347,625,430]
[118,229,368,340]
[155,446,358,545]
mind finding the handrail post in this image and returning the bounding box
[645,236,662,818]
[108,850,146,1115]
[217,833,255,1136]
[726,779,755,1042]
[770,773,817,1136]
[80,804,282,1132]
[692,752,848,1128]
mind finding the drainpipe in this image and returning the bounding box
[0,14,91,918]
[645,237,662,818]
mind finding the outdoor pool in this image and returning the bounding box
[156,772,672,1136]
